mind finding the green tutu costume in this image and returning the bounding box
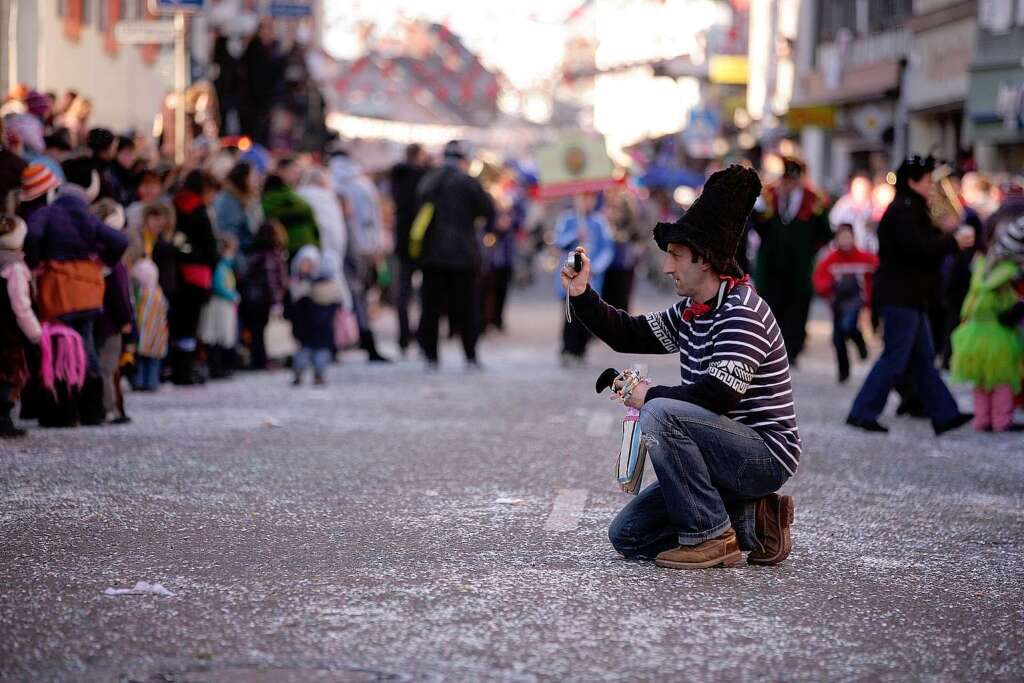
[950,255,1024,392]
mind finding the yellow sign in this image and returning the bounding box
[786,105,837,130]
[708,55,749,85]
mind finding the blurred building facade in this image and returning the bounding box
[966,0,1024,171]
[4,0,171,133]
[790,0,1024,189]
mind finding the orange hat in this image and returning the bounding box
[21,163,60,202]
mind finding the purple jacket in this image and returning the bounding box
[95,262,135,342]
[25,187,128,268]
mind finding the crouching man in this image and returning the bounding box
[563,166,799,569]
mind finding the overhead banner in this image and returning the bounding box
[535,135,617,200]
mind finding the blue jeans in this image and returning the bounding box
[608,399,790,559]
[134,356,161,391]
[832,303,866,378]
[848,306,959,427]
[294,347,331,375]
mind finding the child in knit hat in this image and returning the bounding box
[130,258,168,392]
[950,216,1024,432]
[0,215,42,437]
[287,245,342,386]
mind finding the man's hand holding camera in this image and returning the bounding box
[560,246,592,297]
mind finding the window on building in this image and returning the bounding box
[868,0,912,32]
[57,0,67,17]
[817,0,856,43]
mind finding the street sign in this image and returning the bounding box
[269,1,312,17]
[114,20,176,45]
[149,0,204,14]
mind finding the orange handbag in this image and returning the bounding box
[36,259,106,321]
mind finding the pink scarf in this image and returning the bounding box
[39,322,87,395]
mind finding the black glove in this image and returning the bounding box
[997,301,1024,328]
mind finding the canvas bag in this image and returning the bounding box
[264,312,297,359]
[615,408,648,495]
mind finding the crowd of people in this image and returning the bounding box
[0,84,544,438]
[0,82,1022,439]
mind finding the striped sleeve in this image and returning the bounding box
[707,304,773,395]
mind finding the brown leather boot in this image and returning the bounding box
[747,493,794,566]
[654,529,742,569]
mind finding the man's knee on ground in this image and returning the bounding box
[608,515,639,558]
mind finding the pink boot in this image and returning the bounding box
[990,385,1016,432]
[973,389,992,431]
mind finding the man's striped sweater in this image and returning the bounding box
[570,282,801,475]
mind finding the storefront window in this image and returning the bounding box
[868,0,912,32]
[817,0,857,43]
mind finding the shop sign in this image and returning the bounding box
[535,134,616,200]
[785,105,836,130]
[683,108,721,158]
[708,55,749,85]
[149,0,203,13]
[269,1,313,17]
[114,20,175,44]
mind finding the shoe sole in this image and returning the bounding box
[655,550,743,570]
[748,495,794,566]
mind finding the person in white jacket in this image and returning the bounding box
[297,167,352,311]
[328,146,390,362]
[1,215,42,438]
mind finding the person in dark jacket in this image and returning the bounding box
[170,170,220,385]
[85,128,121,203]
[751,158,833,365]
[389,143,430,354]
[91,199,135,423]
[241,222,289,370]
[847,156,975,435]
[25,157,128,426]
[415,140,495,369]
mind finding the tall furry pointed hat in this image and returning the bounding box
[653,165,762,265]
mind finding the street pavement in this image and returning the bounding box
[1,280,1023,682]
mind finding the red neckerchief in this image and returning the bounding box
[682,274,750,321]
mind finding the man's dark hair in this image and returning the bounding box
[86,128,115,154]
[276,156,296,173]
[895,155,935,193]
[182,169,218,195]
[226,162,252,195]
[61,155,95,189]
[405,143,423,163]
[117,136,135,153]
[677,237,743,278]
[45,127,72,151]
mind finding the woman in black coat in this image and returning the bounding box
[846,156,975,435]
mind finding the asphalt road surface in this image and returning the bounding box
[2,283,1022,682]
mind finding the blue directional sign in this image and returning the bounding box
[150,0,204,13]
[269,1,312,17]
